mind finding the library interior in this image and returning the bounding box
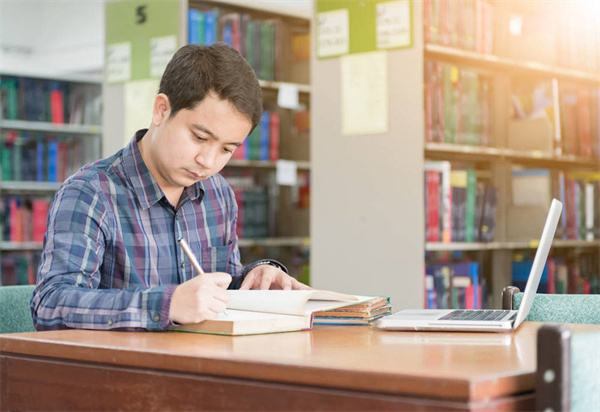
[1,1,600,411]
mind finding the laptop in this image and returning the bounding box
[377,198,563,333]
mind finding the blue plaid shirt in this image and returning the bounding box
[31,130,282,331]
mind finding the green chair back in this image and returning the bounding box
[0,285,36,333]
[537,324,600,412]
[513,292,600,325]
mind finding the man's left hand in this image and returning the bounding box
[239,265,311,290]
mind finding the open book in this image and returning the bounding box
[175,290,376,336]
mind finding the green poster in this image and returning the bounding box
[106,0,180,83]
[316,0,413,59]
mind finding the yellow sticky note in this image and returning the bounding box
[451,66,459,83]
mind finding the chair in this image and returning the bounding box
[536,324,600,412]
[502,286,600,325]
[0,284,36,333]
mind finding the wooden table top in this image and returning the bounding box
[2,322,598,402]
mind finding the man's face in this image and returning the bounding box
[148,93,252,193]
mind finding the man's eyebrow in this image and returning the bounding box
[192,124,242,147]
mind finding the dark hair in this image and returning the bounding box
[159,43,263,130]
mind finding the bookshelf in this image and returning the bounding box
[188,0,312,282]
[0,73,103,286]
[311,0,599,310]
[103,0,311,282]
[422,0,600,308]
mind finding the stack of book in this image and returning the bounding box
[312,297,391,326]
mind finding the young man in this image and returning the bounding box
[31,43,309,331]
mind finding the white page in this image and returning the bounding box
[227,290,369,316]
[341,51,388,135]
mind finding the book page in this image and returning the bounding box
[227,290,369,316]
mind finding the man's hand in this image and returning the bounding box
[170,272,231,324]
[239,265,311,290]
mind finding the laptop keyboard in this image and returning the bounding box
[439,310,512,322]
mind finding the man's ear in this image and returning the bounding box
[152,93,171,126]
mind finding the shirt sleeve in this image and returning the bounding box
[30,180,175,331]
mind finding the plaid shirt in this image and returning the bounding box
[31,130,274,331]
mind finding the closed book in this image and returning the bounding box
[175,290,376,336]
[259,111,270,161]
[269,112,280,161]
[47,141,58,182]
[188,9,201,44]
[32,199,49,242]
[204,11,216,45]
[50,89,64,124]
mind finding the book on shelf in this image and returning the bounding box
[423,0,494,54]
[424,61,490,146]
[0,251,38,286]
[231,111,280,162]
[312,296,391,325]
[0,195,51,243]
[0,76,101,125]
[424,162,497,243]
[175,290,377,336]
[0,132,97,183]
[425,261,484,310]
[188,7,284,82]
[512,252,599,296]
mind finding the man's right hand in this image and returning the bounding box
[169,272,232,324]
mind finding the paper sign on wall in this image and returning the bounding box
[124,79,159,146]
[317,9,350,58]
[376,1,411,49]
[107,42,132,83]
[277,83,300,109]
[150,35,177,77]
[276,160,298,186]
[341,51,388,136]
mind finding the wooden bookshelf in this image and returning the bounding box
[425,44,600,84]
[0,120,101,135]
[227,159,311,170]
[0,242,43,252]
[258,80,311,94]
[422,0,600,308]
[425,142,600,168]
[426,240,600,252]
[238,237,309,248]
[0,74,102,285]
[0,181,62,193]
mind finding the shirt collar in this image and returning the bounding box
[122,129,204,210]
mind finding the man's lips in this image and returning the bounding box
[186,170,202,179]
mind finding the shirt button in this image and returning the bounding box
[175,215,179,220]
[153,314,160,322]
[107,319,113,326]
[181,262,185,269]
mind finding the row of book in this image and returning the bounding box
[424,61,491,146]
[503,6,599,73]
[313,297,391,325]
[424,262,488,310]
[232,111,279,161]
[188,8,281,81]
[511,81,600,158]
[424,161,497,243]
[423,0,494,54]
[223,172,272,239]
[0,76,101,125]
[0,132,98,182]
[423,0,599,73]
[1,252,39,286]
[513,253,599,295]
[0,196,50,243]
[511,169,600,241]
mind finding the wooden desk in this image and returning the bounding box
[1,322,598,411]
